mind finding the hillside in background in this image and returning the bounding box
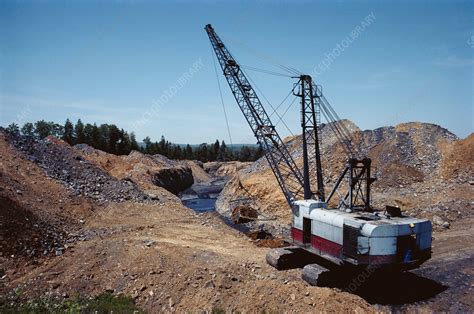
[3,119,263,163]
[217,120,473,232]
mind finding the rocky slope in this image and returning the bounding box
[0,132,95,264]
[216,121,473,231]
[203,161,252,177]
[0,130,375,312]
[74,144,197,201]
[1,126,472,312]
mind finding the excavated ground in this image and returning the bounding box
[217,121,473,232]
[0,132,372,312]
[213,121,473,311]
[1,125,472,312]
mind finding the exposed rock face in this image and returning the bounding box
[75,144,197,200]
[231,205,259,224]
[217,121,473,230]
[151,167,194,195]
[203,161,252,177]
[181,160,212,183]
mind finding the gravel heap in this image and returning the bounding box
[217,120,471,232]
[4,131,152,203]
[244,120,459,185]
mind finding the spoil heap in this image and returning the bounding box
[6,132,149,203]
[217,121,473,231]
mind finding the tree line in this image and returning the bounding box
[4,120,263,162]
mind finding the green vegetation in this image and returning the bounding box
[0,292,142,314]
[142,136,263,162]
[211,307,226,314]
[4,120,263,162]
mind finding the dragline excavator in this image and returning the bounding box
[205,24,432,285]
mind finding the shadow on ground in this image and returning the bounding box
[317,270,447,305]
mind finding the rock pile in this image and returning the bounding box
[4,132,151,203]
[75,144,195,198]
[0,196,68,258]
[216,120,472,228]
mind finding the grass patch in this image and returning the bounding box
[211,307,226,314]
[0,292,142,313]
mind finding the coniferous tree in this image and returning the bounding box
[50,123,64,138]
[75,119,85,143]
[254,145,264,160]
[238,145,252,161]
[21,122,34,137]
[130,132,139,151]
[143,136,152,152]
[108,124,120,154]
[93,124,103,149]
[83,123,94,145]
[34,120,52,139]
[170,145,182,159]
[217,140,228,161]
[158,136,166,155]
[6,123,19,134]
[212,139,220,161]
[63,119,74,144]
[151,141,159,154]
[98,124,108,150]
[117,129,131,155]
[184,144,193,159]
[198,143,209,162]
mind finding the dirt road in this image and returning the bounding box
[2,201,372,312]
[6,200,471,312]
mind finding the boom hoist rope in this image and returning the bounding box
[206,24,306,206]
[211,42,233,148]
[223,35,303,77]
[242,68,294,137]
[208,31,301,222]
[207,24,376,213]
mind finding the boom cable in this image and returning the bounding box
[269,89,293,118]
[210,43,233,146]
[241,65,292,78]
[226,36,303,76]
[241,68,294,136]
[275,96,298,129]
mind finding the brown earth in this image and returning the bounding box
[217,121,473,232]
[0,134,94,262]
[203,161,252,177]
[1,121,472,312]
[74,144,193,201]
[1,201,372,312]
[0,132,374,312]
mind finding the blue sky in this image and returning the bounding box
[0,0,472,144]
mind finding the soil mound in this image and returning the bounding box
[4,132,149,203]
[75,144,194,199]
[0,197,66,259]
[217,121,473,230]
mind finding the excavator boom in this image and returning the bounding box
[205,24,306,205]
